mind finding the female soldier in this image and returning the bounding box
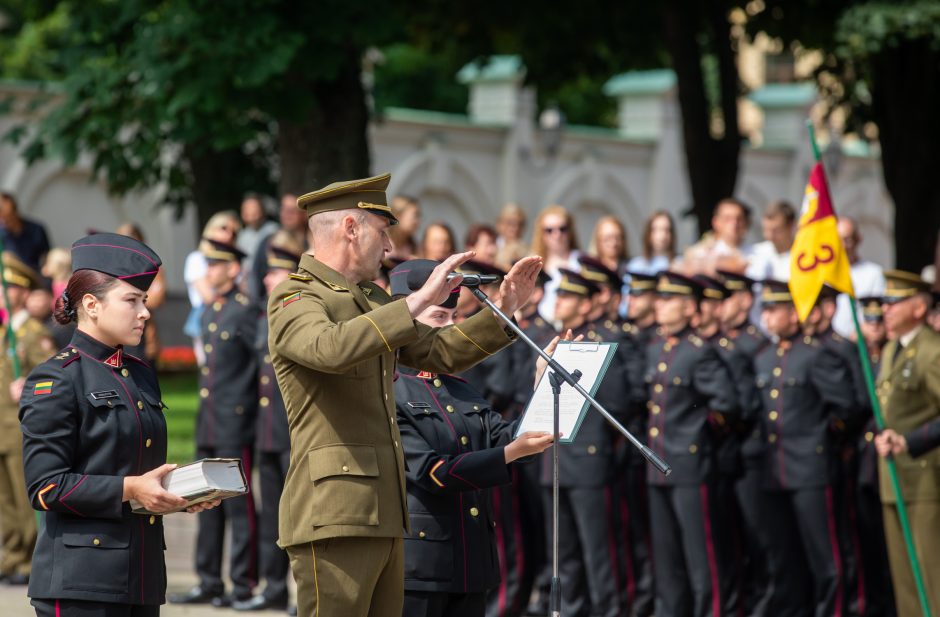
[19,233,218,617]
[389,259,557,617]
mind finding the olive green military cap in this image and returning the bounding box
[297,173,399,225]
[882,269,931,304]
[2,252,40,289]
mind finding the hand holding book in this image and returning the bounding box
[128,458,249,515]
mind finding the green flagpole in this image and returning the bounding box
[0,237,21,380]
[807,121,932,617]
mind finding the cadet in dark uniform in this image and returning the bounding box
[543,269,636,617]
[171,239,259,607]
[714,269,772,617]
[754,280,856,617]
[232,245,302,614]
[389,259,554,617]
[0,253,54,585]
[645,272,739,617]
[19,233,219,617]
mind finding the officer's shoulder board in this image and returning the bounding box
[53,346,80,366]
[288,272,312,282]
[831,332,845,343]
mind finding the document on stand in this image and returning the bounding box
[515,341,618,443]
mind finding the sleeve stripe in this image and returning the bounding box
[362,315,393,352]
[38,483,56,510]
[452,325,494,356]
[429,460,446,487]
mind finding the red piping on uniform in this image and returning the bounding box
[699,484,722,617]
[417,378,461,451]
[458,493,469,592]
[619,491,637,605]
[111,368,143,474]
[449,454,481,490]
[55,599,60,617]
[493,487,508,616]
[72,243,159,266]
[59,475,88,517]
[825,486,844,617]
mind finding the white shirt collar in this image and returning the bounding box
[900,324,924,348]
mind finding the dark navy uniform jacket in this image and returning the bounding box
[19,330,168,604]
[754,334,856,489]
[644,327,739,486]
[395,368,518,594]
[256,313,289,453]
[725,323,769,464]
[197,287,259,448]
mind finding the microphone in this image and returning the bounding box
[405,270,499,290]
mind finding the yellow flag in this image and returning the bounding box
[788,162,855,321]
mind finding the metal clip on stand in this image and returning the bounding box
[467,286,670,616]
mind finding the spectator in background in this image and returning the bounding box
[832,216,886,337]
[41,247,71,303]
[184,211,241,365]
[626,210,676,275]
[0,192,50,272]
[747,200,796,281]
[532,204,581,322]
[464,223,499,265]
[388,194,422,259]
[117,222,167,365]
[420,221,457,261]
[495,202,528,269]
[37,247,73,348]
[248,193,308,300]
[236,193,279,276]
[682,198,754,275]
[589,215,630,277]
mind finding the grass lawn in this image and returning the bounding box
[160,371,198,464]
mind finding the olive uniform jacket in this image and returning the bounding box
[877,326,940,504]
[19,330,168,604]
[268,255,516,547]
[0,313,54,453]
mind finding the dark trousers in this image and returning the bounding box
[856,484,896,616]
[32,599,159,617]
[404,591,486,617]
[195,445,258,598]
[764,487,843,617]
[542,486,620,617]
[733,462,772,617]
[617,465,654,617]
[485,466,535,617]
[258,450,290,602]
[648,482,734,617]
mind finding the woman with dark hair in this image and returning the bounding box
[18,232,219,617]
[626,210,676,275]
[420,222,457,262]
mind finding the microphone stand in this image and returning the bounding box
[468,286,671,617]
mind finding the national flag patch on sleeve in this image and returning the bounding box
[33,381,53,395]
[283,292,301,307]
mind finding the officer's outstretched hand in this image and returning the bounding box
[534,329,584,387]
[495,255,544,316]
[875,429,908,457]
[505,432,557,463]
[405,251,476,317]
[123,464,188,513]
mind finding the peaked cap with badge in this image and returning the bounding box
[389,259,460,309]
[556,268,598,297]
[882,269,931,304]
[297,173,398,225]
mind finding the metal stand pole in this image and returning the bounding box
[549,369,578,617]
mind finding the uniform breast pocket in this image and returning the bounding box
[404,513,453,582]
[307,444,379,527]
[60,519,130,593]
[86,392,125,413]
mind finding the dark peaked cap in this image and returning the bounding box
[71,232,162,291]
[389,259,460,308]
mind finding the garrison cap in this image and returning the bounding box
[760,279,793,306]
[693,275,730,301]
[859,296,884,322]
[1,252,40,290]
[389,259,459,308]
[715,269,756,293]
[201,238,247,263]
[71,232,162,291]
[577,255,620,288]
[625,271,657,295]
[656,271,702,298]
[882,269,931,304]
[557,268,598,298]
[297,173,398,225]
[266,245,302,271]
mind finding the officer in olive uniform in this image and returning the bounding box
[714,269,772,616]
[266,174,541,617]
[172,239,259,606]
[388,259,553,617]
[873,270,940,616]
[232,245,302,614]
[19,233,171,616]
[542,269,639,617]
[754,280,856,617]
[644,272,739,617]
[0,253,53,584]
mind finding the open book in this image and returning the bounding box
[131,458,249,514]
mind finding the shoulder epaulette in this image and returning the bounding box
[124,353,150,366]
[831,332,844,342]
[288,273,312,282]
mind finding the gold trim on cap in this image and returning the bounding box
[883,288,917,300]
[203,248,237,261]
[559,279,589,295]
[4,272,32,288]
[658,282,693,295]
[703,288,724,300]
[761,291,793,302]
[630,280,656,290]
[267,257,298,270]
[357,201,393,214]
[723,280,746,291]
[581,270,608,282]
